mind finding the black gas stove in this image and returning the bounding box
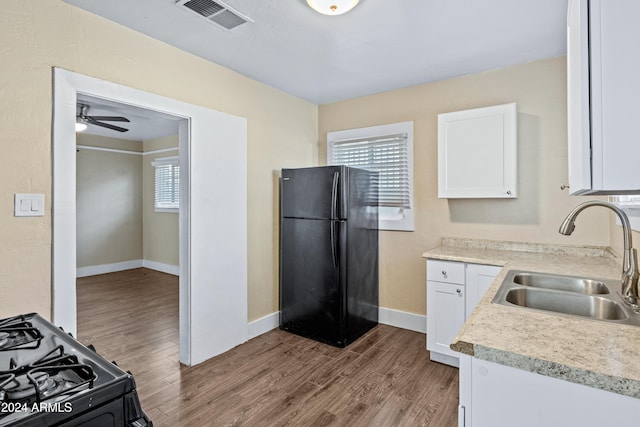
[0,313,152,426]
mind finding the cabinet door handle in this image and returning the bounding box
[456,289,462,295]
[441,270,447,276]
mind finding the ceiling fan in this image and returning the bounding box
[76,103,130,132]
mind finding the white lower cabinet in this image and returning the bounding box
[458,356,640,427]
[426,260,501,367]
[426,281,465,365]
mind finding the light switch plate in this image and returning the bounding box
[14,193,45,217]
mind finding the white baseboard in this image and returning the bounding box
[76,260,143,278]
[248,312,280,339]
[77,259,179,278]
[245,307,426,342]
[142,260,179,276]
[378,307,426,333]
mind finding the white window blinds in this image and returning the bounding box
[330,133,410,208]
[610,195,640,207]
[152,156,179,211]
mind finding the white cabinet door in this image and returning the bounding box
[458,354,472,427]
[477,270,498,300]
[465,264,501,318]
[438,103,517,199]
[567,0,591,193]
[568,0,640,194]
[426,281,465,359]
[469,358,640,427]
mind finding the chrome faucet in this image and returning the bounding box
[559,201,639,305]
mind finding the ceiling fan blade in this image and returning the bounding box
[87,116,130,122]
[86,117,129,132]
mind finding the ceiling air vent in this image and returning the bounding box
[176,0,253,30]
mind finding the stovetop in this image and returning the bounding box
[0,313,136,426]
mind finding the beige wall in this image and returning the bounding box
[1,0,616,324]
[77,133,181,270]
[78,134,143,152]
[76,134,143,267]
[319,57,610,316]
[0,0,317,321]
[143,135,179,267]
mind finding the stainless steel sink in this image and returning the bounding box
[512,272,609,295]
[493,270,640,326]
[505,288,626,320]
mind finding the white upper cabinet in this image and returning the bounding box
[438,103,517,199]
[567,0,640,195]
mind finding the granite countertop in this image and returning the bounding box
[423,238,640,399]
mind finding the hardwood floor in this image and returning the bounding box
[77,268,459,426]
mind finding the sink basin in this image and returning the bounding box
[493,270,640,326]
[505,288,627,320]
[512,272,609,295]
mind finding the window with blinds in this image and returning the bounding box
[610,195,640,232]
[152,156,180,212]
[328,121,414,231]
[331,133,410,208]
[610,195,640,207]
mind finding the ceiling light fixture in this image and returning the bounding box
[306,0,359,16]
[75,122,88,132]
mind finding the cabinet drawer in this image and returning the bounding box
[427,260,465,284]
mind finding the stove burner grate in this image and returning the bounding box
[3,371,54,401]
[0,332,8,348]
[0,347,96,405]
[0,373,15,402]
[0,324,42,351]
[0,315,31,329]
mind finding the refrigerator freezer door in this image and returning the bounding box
[281,166,347,220]
[280,217,347,346]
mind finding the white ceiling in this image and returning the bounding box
[77,94,180,141]
[63,0,569,105]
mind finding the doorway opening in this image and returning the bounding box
[52,68,249,366]
[74,94,182,364]
[75,95,181,277]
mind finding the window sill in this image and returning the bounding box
[379,210,414,232]
[155,208,179,214]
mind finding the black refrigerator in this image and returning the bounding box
[280,165,379,347]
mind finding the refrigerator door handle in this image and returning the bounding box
[330,171,340,267]
[330,171,339,220]
[330,220,338,268]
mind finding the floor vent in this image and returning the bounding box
[176,0,253,30]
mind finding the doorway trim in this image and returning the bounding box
[52,68,248,365]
